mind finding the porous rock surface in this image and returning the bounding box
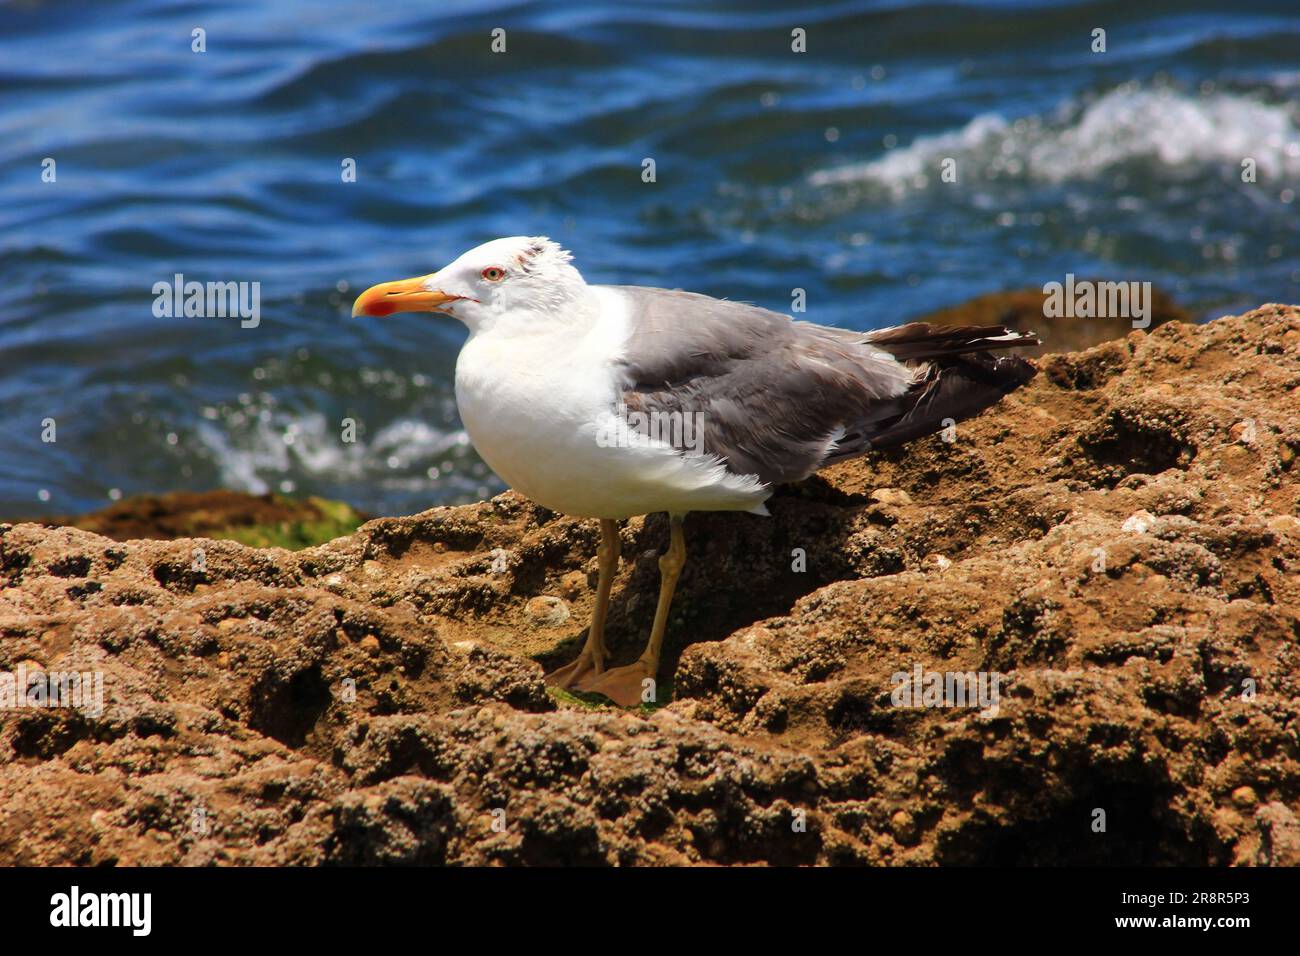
[1,305,1297,865]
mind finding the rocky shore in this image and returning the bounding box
[2,304,1298,866]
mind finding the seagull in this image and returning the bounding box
[352,237,1038,707]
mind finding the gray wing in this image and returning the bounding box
[604,286,1041,487]
[603,286,915,486]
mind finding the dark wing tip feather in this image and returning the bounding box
[835,324,1039,455]
[855,353,1037,452]
[866,322,1042,362]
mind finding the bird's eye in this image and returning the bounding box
[481,266,505,281]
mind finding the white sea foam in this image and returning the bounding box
[810,87,1300,194]
[195,410,471,494]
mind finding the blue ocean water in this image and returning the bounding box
[1,0,1297,518]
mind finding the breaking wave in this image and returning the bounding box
[811,86,1300,195]
[193,405,494,505]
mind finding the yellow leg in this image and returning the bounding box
[545,518,619,690]
[579,514,686,707]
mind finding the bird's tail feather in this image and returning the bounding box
[825,323,1039,460]
[864,322,1040,361]
[859,351,1037,451]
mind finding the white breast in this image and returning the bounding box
[453,287,769,519]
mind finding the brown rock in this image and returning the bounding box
[33,489,367,543]
[1256,803,1300,866]
[871,487,913,507]
[559,571,587,600]
[0,304,1297,866]
[525,596,570,628]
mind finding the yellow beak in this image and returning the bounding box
[351,275,462,317]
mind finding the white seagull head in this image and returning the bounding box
[352,236,586,333]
